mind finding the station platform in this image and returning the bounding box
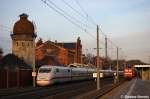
[99,78,150,99]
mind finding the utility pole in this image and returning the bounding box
[116,47,119,82]
[105,36,108,60]
[96,25,100,90]
[149,56,150,64]
[105,36,108,69]
[124,56,127,69]
[148,56,150,80]
[81,50,83,65]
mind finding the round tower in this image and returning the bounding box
[11,13,37,65]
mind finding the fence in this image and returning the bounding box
[0,68,33,89]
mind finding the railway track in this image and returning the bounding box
[0,87,47,97]
[74,77,125,99]
[93,79,125,99]
[0,78,116,99]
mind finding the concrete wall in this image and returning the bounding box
[141,68,150,80]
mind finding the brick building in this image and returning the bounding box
[35,37,82,67]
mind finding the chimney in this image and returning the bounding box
[55,40,57,44]
[62,42,64,48]
[19,13,28,20]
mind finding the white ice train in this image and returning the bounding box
[36,65,123,86]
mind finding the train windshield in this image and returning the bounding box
[39,68,51,73]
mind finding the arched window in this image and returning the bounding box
[22,42,25,46]
[16,42,18,46]
[28,43,30,46]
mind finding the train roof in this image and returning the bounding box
[68,63,85,67]
[39,65,70,69]
[39,65,92,71]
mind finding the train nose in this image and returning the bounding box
[36,80,49,86]
[36,73,55,86]
[36,74,51,86]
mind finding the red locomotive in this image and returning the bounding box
[123,68,136,80]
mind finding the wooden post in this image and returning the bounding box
[16,67,20,87]
[6,67,9,88]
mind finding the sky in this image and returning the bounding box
[0,0,150,63]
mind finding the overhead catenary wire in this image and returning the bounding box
[41,0,123,57]
[98,25,118,48]
[108,38,118,48]
[0,25,11,32]
[41,0,110,43]
[74,0,121,49]
[61,0,95,29]
[74,0,97,26]
[41,0,96,39]
[61,0,86,19]
[0,25,13,35]
[47,0,93,30]
[0,25,12,43]
[74,0,117,48]
[41,0,84,31]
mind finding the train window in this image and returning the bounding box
[68,69,70,72]
[56,68,59,72]
[39,68,51,73]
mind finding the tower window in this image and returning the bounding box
[31,43,33,48]
[16,42,18,46]
[22,42,24,46]
[28,43,30,46]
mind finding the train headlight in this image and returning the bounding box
[129,69,132,72]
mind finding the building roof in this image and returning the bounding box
[36,40,64,50]
[0,48,3,54]
[0,54,31,69]
[134,65,150,67]
[13,13,36,36]
[36,55,62,67]
[58,43,76,49]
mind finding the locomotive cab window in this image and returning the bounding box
[39,68,51,73]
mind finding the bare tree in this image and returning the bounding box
[0,48,3,60]
[83,53,95,65]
